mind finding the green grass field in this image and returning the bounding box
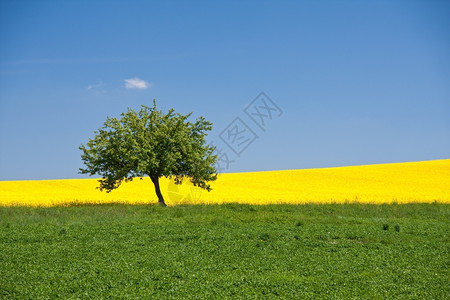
[1,203,449,299]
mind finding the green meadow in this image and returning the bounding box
[1,203,449,299]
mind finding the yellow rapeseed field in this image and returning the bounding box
[0,159,449,207]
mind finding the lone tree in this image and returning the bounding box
[79,100,217,206]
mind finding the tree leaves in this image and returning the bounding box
[79,100,218,202]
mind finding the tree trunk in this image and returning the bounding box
[150,175,167,207]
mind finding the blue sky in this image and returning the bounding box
[0,0,449,180]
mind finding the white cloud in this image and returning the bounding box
[124,77,151,89]
[86,81,107,94]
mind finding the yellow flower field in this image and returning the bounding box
[0,159,449,207]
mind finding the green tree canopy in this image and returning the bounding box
[79,100,217,206]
